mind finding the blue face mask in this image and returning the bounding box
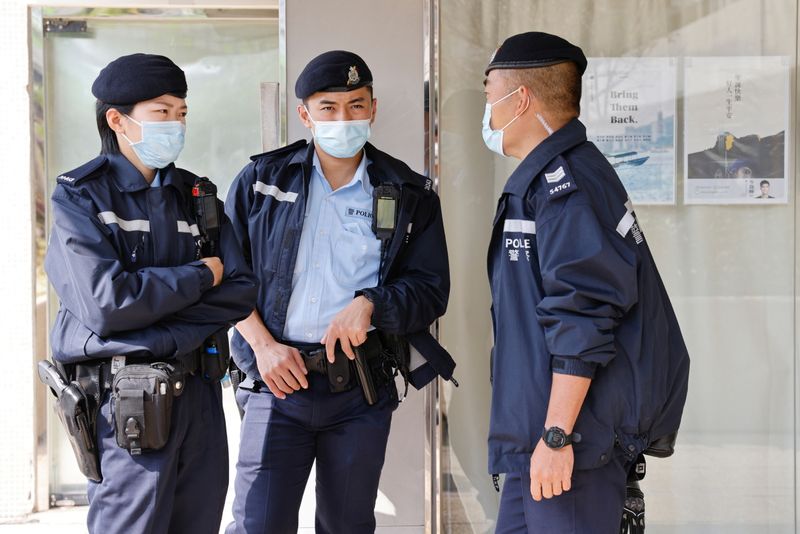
[123,116,186,169]
[482,87,552,156]
[481,87,526,157]
[305,106,371,159]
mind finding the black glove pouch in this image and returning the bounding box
[112,363,184,455]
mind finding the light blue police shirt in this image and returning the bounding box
[151,170,162,187]
[282,151,380,343]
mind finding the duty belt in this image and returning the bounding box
[294,330,383,376]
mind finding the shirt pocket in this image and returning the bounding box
[332,222,381,290]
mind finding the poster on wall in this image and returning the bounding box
[684,56,789,204]
[581,57,676,205]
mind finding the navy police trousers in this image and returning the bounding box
[226,372,397,534]
[87,373,228,534]
[496,451,630,534]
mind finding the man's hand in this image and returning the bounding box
[200,257,224,287]
[529,439,574,501]
[321,296,374,363]
[254,340,308,399]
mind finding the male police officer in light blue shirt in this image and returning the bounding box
[282,150,376,344]
[225,50,455,534]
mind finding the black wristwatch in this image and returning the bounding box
[542,426,579,449]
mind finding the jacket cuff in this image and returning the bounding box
[552,356,597,379]
[191,260,215,292]
[355,288,383,322]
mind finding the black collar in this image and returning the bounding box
[502,118,587,197]
[107,153,185,197]
[288,141,421,188]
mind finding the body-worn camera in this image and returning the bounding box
[372,184,400,242]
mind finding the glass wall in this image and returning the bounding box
[437,1,797,532]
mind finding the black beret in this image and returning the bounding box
[91,53,187,105]
[295,50,373,99]
[485,32,587,76]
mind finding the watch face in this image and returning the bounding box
[545,427,567,448]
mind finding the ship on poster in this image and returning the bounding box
[684,56,789,204]
[582,57,676,205]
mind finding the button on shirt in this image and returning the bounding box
[282,151,381,343]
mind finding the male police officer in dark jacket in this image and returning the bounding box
[45,54,257,533]
[481,33,690,532]
[224,50,454,533]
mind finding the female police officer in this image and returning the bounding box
[45,53,257,533]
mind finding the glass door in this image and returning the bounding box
[32,6,280,504]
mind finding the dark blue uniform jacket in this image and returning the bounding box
[46,153,258,363]
[225,140,454,388]
[488,119,690,473]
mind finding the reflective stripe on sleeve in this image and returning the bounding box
[252,182,299,202]
[97,211,150,232]
[503,219,536,234]
[177,221,201,236]
[616,200,635,237]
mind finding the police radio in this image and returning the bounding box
[192,177,220,257]
[191,176,230,383]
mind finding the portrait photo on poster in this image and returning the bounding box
[684,56,790,205]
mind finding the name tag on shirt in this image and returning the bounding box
[345,207,373,220]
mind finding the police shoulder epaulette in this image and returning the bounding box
[250,139,308,162]
[56,156,108,186]
[540,156,579,201]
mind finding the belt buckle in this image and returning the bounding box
[306,347,326,360]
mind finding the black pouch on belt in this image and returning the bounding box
[327,350,352,393]
[111,362,185,455]
[200,329,231,383]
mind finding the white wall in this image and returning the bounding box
[0,0,36,519]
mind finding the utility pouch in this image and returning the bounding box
[200,330,231,383]
[112,363,183,455]
[327,352,352,393]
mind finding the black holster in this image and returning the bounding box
[111,362,184,455]
[38,360,102,482]
[56,382,102,482]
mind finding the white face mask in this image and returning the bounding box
[481,87,527,156]
[122,115,186,169]
[304,106,371,159]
